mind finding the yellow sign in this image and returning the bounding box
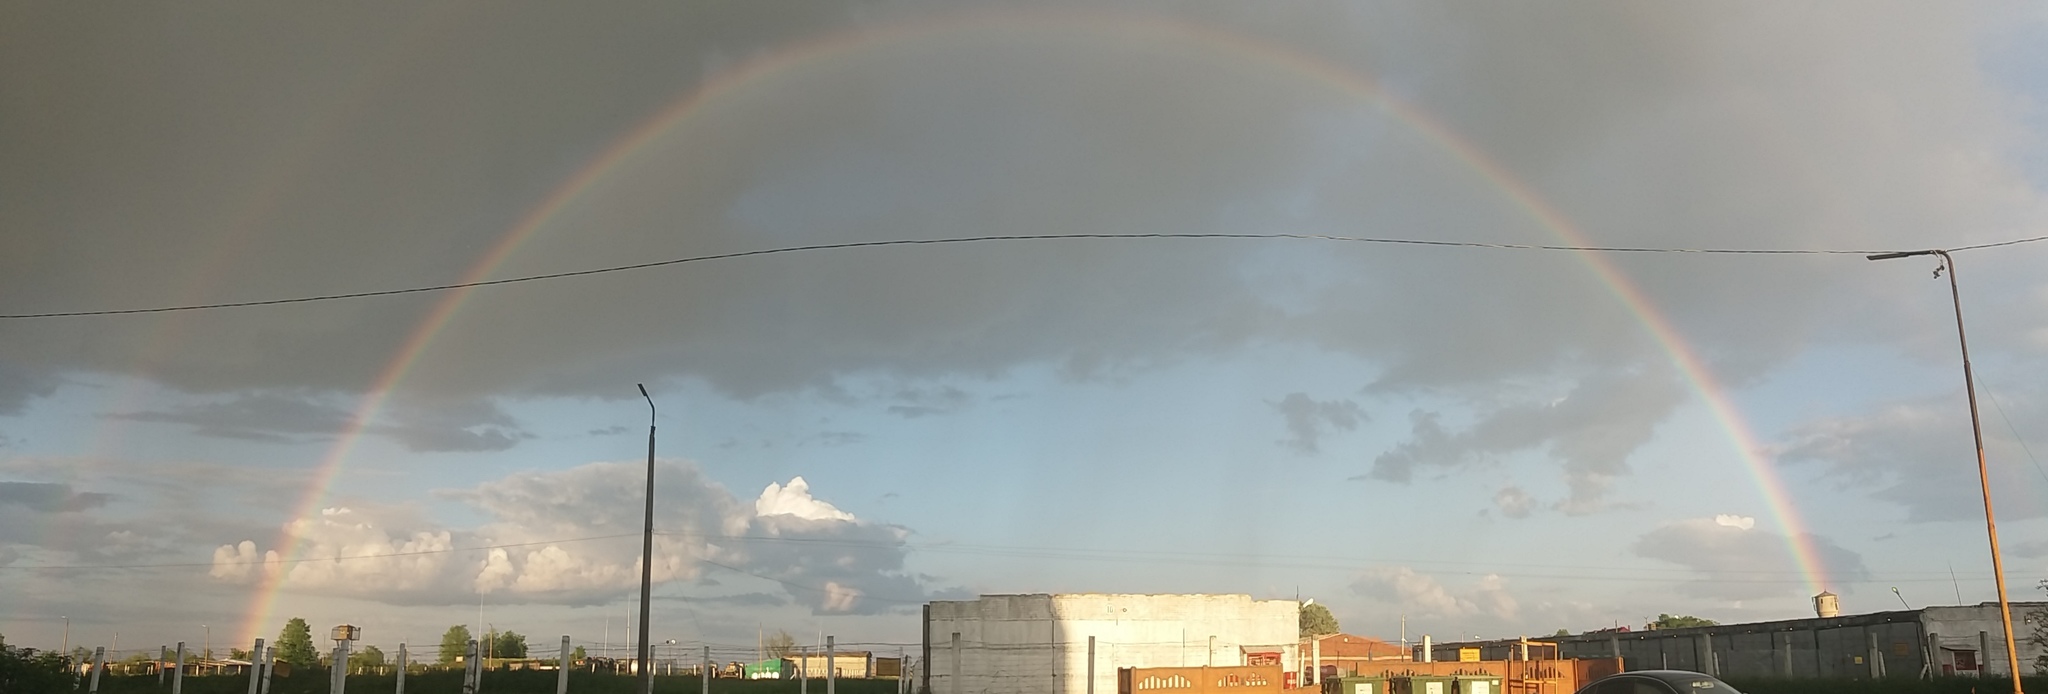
[1459,648,1481,662]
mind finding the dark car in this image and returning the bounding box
[1572,670,1744,694]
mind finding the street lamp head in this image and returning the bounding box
[1867,250,1937,261]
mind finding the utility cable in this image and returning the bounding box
[6,232,2043,319]
[1975,377,2046,487]
[0,532,641,571]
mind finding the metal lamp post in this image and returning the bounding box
[637,384,657,694]
[1869,249,2021,693]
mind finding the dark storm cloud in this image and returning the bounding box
[111,393,354,443]
[0,360,59,416]
[1364,368,1684,511]
[1774,387,2046,523]
[657,592,790,608]
[1270,393,1365,454]
[2,1,2043,509]
[1631,517,1870,601]
[0,481,112,513]
[109,392,532,451]
[885,387,972,419]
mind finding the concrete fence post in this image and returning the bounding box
[1311,637,1321,684]
[827,635,837,694]
[396,644,408,694]
[174,641,187,694]
[702,646,711,694]
[1867,631,1882,679]
[462,639,479,694]
[557,636,570,694]
[160,646,170,688]
[1980,631,1992,676]
[802,646,809,694]
[1924,633,1939,678]
[89,646,105,693]
[261,646,276,694]
[1698,634,1715,677]
[247,638,265,694]
[1086,636,1096,694]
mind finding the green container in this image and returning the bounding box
[1329,676,1389,694]
[1388,676,1504,694]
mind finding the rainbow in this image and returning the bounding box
[236,9,1826,642]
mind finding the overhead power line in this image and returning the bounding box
[6,232,2043,319]
[0,533,642,571]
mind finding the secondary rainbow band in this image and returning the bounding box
[236,9,1824,642]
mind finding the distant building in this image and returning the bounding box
[792,651,873,678]
[1430,601,2048,680]
[923,594,1300,694]
[1309,633,1410,677]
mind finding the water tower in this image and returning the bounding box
[1813,591,1840,618]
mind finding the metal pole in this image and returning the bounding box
[1939,252,2023,692]
[638,384,657,694]
[1871,250,2023,693]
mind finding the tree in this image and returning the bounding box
[572,646,587,663]
[438,625,473,665]
[0,639,74,693]
[765,630,797,659]
[1552,629,1571,637]
[2029,580,2048,673]
[492,631,528,659]
[230,648,251,660]
[1300,602,1340,637]
[1650,614,1717,630]
[349,645,386,670]
[277,618,319,669]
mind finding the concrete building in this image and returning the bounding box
[1464,601,2048,681]
[923,594,1301,694]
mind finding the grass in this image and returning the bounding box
[94,671,906,694]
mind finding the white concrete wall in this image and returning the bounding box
[927,594,1299,694]
[1921,603,2048,677]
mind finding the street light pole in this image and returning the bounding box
[1870,249,2022,693]
[637,384,657,694]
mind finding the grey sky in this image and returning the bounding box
[3,0,2047,654]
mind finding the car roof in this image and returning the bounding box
[1602,671,1738,690]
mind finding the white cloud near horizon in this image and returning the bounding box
[209,461,951,614]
